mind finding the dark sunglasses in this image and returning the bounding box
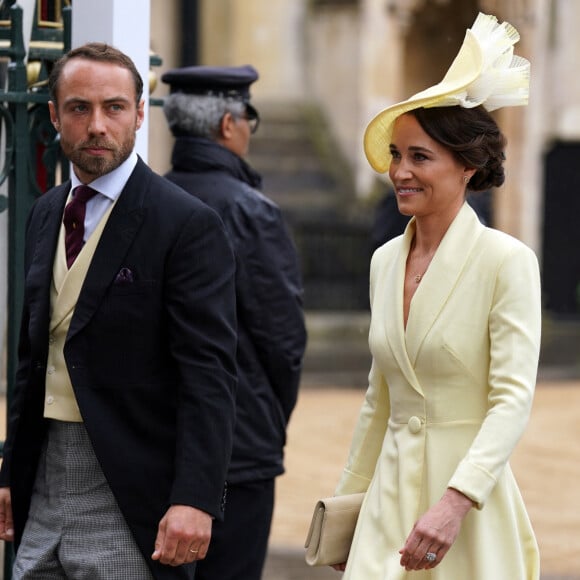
[243,105,260,134]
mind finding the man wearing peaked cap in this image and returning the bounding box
[162,64,258,96]
[161,65,307,580]
[162,64,260,123]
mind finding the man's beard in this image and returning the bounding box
[62,134,136,179]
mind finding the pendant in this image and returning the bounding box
[415,274,422,283]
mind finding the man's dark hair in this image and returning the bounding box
[49,42,144,105]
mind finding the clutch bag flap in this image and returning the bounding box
[304,492,365,566]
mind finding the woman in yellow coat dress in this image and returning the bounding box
[333,13,540,580]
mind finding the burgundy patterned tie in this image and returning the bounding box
[63,185,99,268]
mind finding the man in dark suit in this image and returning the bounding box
[0,43,237,580]
[161,65,307,580]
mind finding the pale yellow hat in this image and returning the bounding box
[364,12,530,173]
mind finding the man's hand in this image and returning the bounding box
[0,487,14,542]
[151,505,212,566]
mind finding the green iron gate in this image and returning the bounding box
[0,2,72,575]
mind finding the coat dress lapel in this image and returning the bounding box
[405,202,484,365]
[382,226,423,393]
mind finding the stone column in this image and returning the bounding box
[356,0,404,195]
[493,0,548,254]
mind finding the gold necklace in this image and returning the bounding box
[409,239,435,284]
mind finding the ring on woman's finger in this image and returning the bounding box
[425,552,437,563]
[189,548,199,554]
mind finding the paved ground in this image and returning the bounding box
[0,379,578,580]
[0,381,578,580]
[262,379,580,580]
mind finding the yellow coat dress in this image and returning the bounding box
[335,203,541,579]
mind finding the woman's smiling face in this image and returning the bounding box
[388,112,472,220]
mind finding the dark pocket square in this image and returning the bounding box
[114,267,134,284]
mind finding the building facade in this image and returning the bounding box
[149,0,578,316]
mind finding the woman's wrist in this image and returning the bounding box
[445,487,476,516]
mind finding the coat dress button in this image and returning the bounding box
[408,416,422,434]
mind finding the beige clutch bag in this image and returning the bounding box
[304,493,365,566]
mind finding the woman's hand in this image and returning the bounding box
[399,488,474,571]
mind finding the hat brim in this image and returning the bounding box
[363,29,483,173]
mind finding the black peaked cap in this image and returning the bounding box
[161,64,259,102]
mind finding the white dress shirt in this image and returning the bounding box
[68,151,138,241]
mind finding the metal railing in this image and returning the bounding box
[0,4,71,574]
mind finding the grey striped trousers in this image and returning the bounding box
[13,420,155,579]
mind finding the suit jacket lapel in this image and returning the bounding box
[25,185,69,337]
[67,159,149,340]
[405,203,484,365]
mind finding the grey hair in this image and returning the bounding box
[163,93,246,139]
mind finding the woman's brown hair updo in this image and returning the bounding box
[410,105,507,192]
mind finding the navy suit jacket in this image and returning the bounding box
[0,158,238,579]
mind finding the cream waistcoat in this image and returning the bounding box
[44,200,115,421]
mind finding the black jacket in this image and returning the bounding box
[165,137,307,484]
[1,159,238,579]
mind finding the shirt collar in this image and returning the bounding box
[70,151,138,201]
